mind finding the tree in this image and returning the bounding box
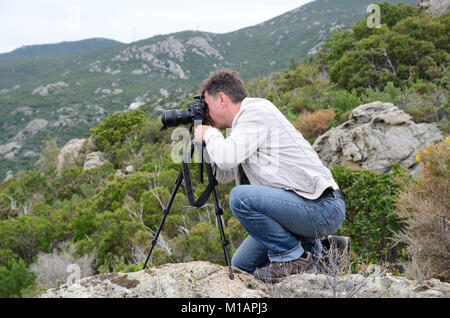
[0,258,36,297]
[36,138,60,170]
[90,109,146,152]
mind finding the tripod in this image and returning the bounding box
[142,129,234,280]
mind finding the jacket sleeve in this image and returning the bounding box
[211,162,235,184]
[204,107,269,170]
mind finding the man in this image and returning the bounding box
[194,69,348,283]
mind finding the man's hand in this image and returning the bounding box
[194,125,212,144]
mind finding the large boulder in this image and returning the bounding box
[57,138,86,174]
[417,0,450,16]
[312,101,443,174]
[83,151,106,171]
[40,261,450,298]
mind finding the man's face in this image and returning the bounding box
[204,91,226,129]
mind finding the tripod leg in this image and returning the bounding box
[142,169,183,269]
[211,185,234,280]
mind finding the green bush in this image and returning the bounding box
[90,109,146,152]
[326,4,448,92]
[0,258,36,298]
[331,164,408,265]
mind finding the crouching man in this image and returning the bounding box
[194,69,347,283]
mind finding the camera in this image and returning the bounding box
[160,94,209,129]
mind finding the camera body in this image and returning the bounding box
[160,94,209,129]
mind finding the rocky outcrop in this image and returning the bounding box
[13,119,49,141]
[3,170,13,182]
[417,0,450,16]
[57,139,86,174]
[32,81,69,96]
[57,138,107,173]
[312,101,443,175]
[0,141,21,156]
[83,151,106,171]
[40,261,450,298]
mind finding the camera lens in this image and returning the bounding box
[161,109,192,128]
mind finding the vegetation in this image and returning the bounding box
[331,164,408,266]
[247,4,449,140]
[0,0,418,180]
[394,138,450,282]
[0,2,448,296]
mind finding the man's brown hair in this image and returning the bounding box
[200,69,248,103]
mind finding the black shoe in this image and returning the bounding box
[253,252,316,284]
[327,235,350,254]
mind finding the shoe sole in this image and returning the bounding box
[254,267,317,284]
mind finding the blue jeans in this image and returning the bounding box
[229,185,346,274]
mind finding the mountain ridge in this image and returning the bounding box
[0,38,123,63]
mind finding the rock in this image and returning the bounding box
[0,142,21,161]
[186,37,224,61]
[4,170,14,182]
[312,101,443,174]
[0,141,21,155]
[32,81,69,96]
[22,150,38,158]
[12,106,33,116]
[57,139,86,174]
[125,165,134,173]
[128,102,145,110]
[40,262,268,298]
[83,151,106,171]
[417,0,450,16]
[40,261,450,298]
[13,119,49,141]
[4,152,16,161]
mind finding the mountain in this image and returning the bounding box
[0,38,122,63]
[0,0,418,179]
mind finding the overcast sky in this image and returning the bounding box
[0,0,315,54]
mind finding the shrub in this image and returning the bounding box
[330,164,408,265]
[394,138,450,282]
[36,139,60,170]
[0,258,36,298]
[29,242,96,290]
[293,108,335,140]
[328,89,360,126]
[90,109,146,152]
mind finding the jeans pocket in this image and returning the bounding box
[315,201,344,238]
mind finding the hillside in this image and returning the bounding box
[0,1,448,298]
[0,38,122,63]
[0,0,417,180]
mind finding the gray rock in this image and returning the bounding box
[125,165,134,173]
[312,101,443,174]
[40,261,450,298]
[83,151,106,171]
[4,170,14,182]
[13,119,49,141]
[32,81,69,96]
[57,139,86,174]
[0,141,21,155]
[417,0,450,16]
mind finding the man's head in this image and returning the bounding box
[200,69,248,129]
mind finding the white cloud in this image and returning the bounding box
[0,0,314,53]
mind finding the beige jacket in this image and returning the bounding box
[203,97,339,200]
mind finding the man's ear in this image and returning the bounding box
[218,92,228,107]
